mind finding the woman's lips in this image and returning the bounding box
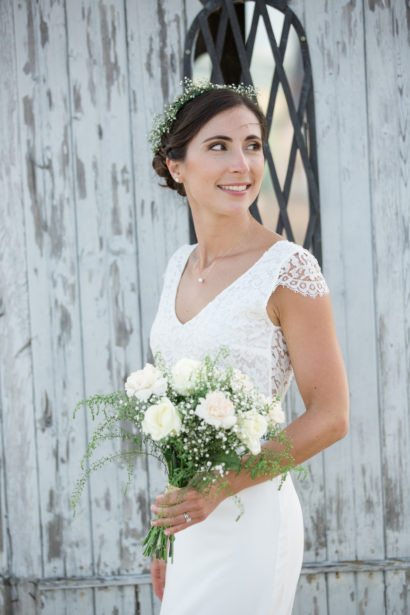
[218,183,251,195]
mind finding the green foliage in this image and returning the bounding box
[71,390,166,515]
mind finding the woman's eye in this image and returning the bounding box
[209,143,226,151]
[208,141,261,151]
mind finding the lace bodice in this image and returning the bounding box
[149,240,329,403]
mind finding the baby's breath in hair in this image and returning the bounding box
[148,77,260,154]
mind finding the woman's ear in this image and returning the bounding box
[166,158,182,183]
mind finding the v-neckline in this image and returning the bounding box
[173,239,288,327]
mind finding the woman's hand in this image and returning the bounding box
[150,483,227,536]
[150,556,166,601]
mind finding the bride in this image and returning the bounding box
[147,80,349,614]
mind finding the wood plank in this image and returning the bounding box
[40,589,95,615]
[0,4,14,578]
[94,586,137,615]
[64,0,150,594]
[11,0,95,594]
[0,411,8,581]
[326,572,356,615]
[41,584,154,615]
[363,0,410,575]
[0,579,8,615]
[356,572,385,615]
[385,570,410,615]
[39,574,151,590]
[397,2,410,531]
[40,585,153,615]
[305,0,379,558]
[293,0,385,610]
[137,584,154,615]
[302,558,410,574]
[0,0,43,579]
[317,4,385,612]
[9,580,40,615]
[292,573,327,615]
[40,584,155,615]
[152,592,162,615]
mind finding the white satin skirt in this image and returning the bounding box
[159,475,304,615]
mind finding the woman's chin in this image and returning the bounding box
[187,190,257,218]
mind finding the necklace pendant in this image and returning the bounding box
[198,277,204,283]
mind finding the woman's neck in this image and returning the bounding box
[190,210,259,269]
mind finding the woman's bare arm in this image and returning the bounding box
[230,285,349,493]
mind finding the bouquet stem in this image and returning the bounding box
[143,484,180,563]
[142,526,175,562]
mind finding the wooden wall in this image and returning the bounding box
[287,1,410,613]
[0,1,408,614]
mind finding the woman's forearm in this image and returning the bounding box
[228,405,349,496]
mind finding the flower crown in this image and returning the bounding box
[148,77,259,154]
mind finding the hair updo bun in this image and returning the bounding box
[151,88,267,197]
[152,142,187,196]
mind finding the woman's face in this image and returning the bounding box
[167,105,265,218]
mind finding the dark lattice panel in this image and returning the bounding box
[183,0,322,265]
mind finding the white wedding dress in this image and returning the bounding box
[149,239,329,615]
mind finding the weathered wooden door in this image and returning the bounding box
[0,1,408,614]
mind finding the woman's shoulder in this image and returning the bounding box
[252,231,308,262]
[264,237,311,259]
[273,241,329,298]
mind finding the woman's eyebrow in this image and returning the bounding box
[202,135,232,143]
[202,134,262,143]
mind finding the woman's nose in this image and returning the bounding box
[229,148,250,173]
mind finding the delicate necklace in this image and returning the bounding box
[194,229,249,284]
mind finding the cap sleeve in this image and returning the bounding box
[277,248,329,297]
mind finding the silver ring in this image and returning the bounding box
[183,512,191,523]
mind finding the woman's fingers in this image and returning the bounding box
[151,497,202,520]
[151,486,218,535]
[151,511,196,529]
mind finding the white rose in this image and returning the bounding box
[141,397,182,441]
[125,364,167,401]
[195,390,237,429]
[231,368,254,393]
[171,358,201,395]
[267,399,285,426]
[237,413,268,454]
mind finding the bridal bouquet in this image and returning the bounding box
[72,347,299,562]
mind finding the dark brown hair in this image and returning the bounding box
[152,89,267,196]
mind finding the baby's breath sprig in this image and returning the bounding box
[148,77,260,154]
